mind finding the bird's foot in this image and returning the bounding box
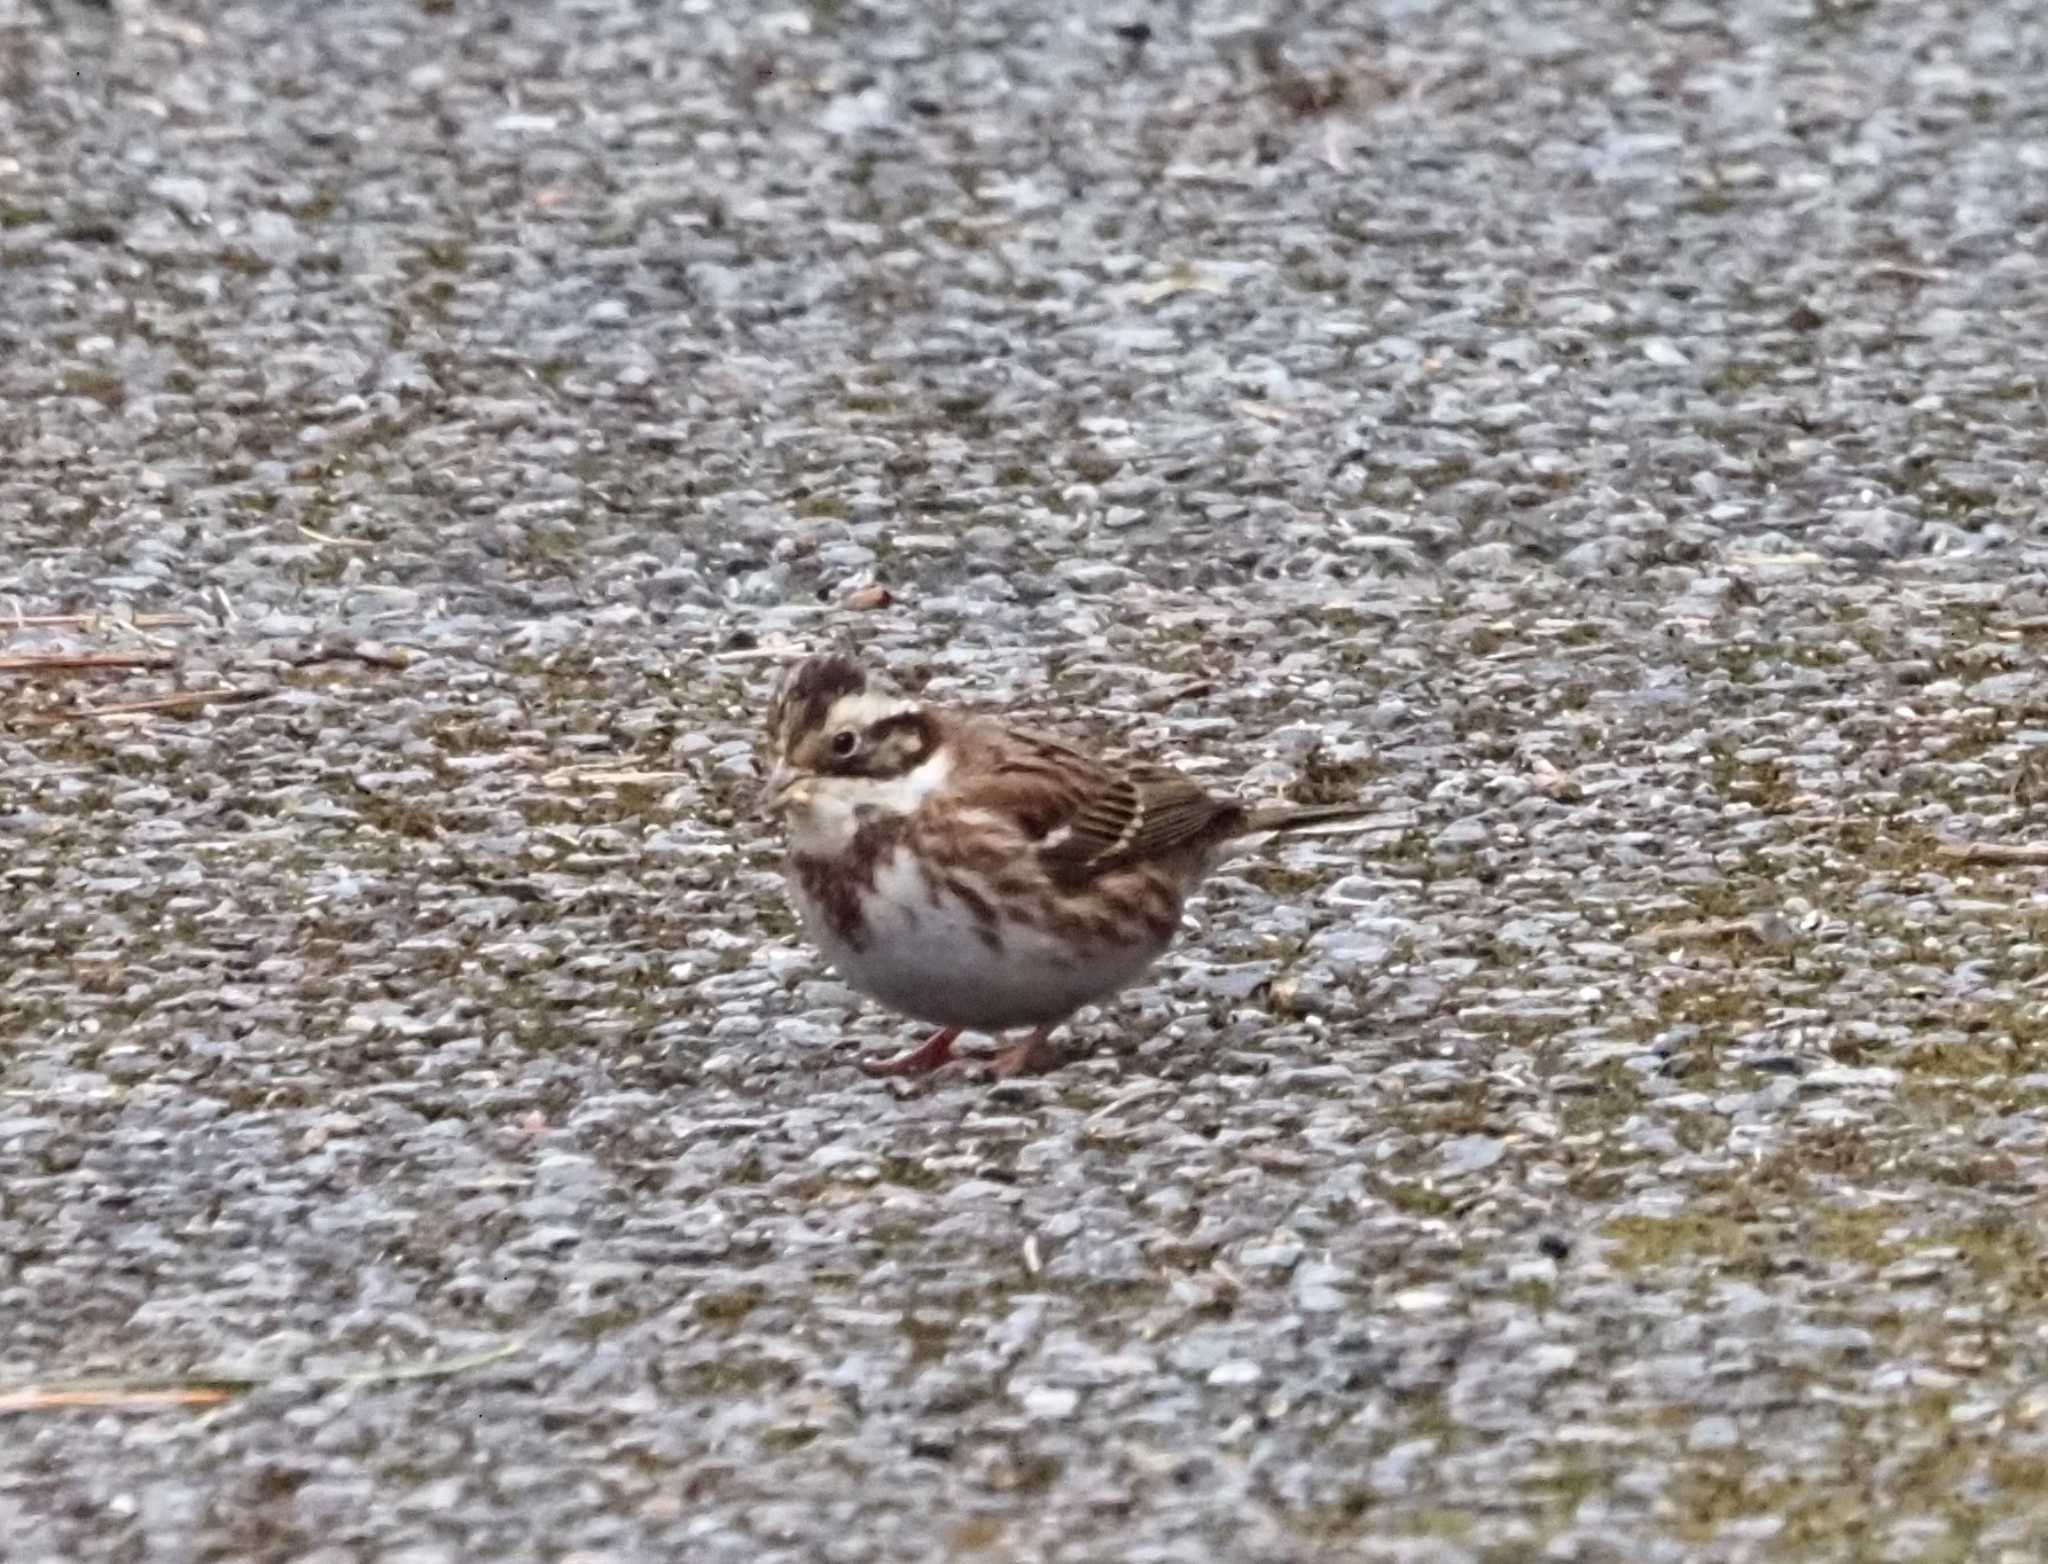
[991,1028,1065,1078]
[861,1026,961,1077]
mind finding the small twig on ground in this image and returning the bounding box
[1085,1082,1175,1131]
[711,645,797,664]
[0,1385,237,1414]
[296,525,376,548]
[1640,914,1801,948]
[1937,840,2048,865]
[0,1338,524,1417]
[1135,679,1214,713]
[541,765,692,787]
[0,650,178,672]
[3,613,196,631]
[59,688,274,720]
[337,1338,524,1388]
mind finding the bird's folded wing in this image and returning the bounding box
[981,731,1240,885]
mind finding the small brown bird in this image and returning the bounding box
[759,654,1370,1078]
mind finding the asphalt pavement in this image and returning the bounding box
[5,2,2048,1560]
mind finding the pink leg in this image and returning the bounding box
[990,1027,1064,1078]
[861,1026,961,1077]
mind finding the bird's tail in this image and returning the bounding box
[1240,802,1380,838]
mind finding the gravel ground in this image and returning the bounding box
[5,0,2048,1559]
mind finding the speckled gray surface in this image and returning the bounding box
[5,1,2048,1560]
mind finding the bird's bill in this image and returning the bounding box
[756,760,813,817]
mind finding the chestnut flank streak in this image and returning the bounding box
[793,813,908,950]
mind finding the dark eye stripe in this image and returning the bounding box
[868,712,931,745]
[826,712,934,778]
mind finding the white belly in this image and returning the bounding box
[794,846,1173,1032]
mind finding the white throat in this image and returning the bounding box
[784,747,953,857]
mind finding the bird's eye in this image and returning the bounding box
[830,729,859,758]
